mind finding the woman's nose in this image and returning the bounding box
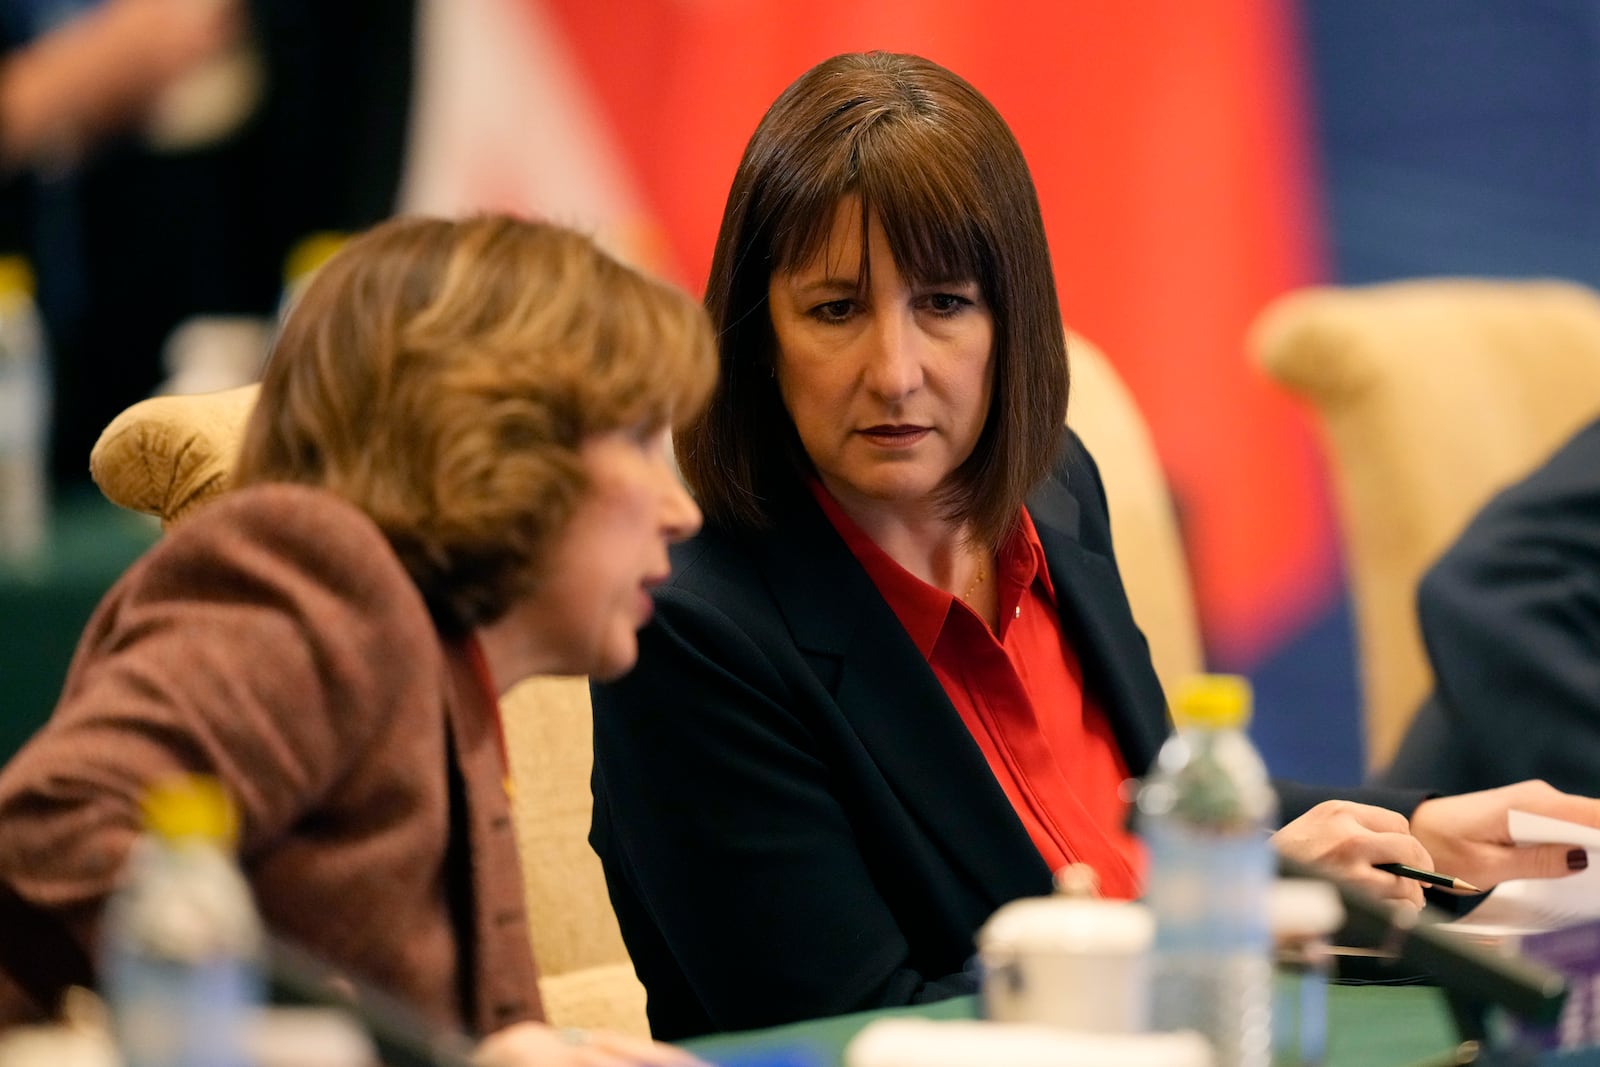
[863,313,924,400]
[661,473,701,542]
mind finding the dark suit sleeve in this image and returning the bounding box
[1381,695,1480,795]
[1273,780,1428,824]
[590,588,974,1040]
[1382,418,1600,794]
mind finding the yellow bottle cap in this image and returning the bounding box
[283,232,348,288]
[139,774,239,846]
[0,255,35,298]
[1171,673,1252,729]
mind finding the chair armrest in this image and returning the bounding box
[89,384,259,527]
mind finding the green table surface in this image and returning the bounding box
[682,982,1462,1067]
[0,489,159,761]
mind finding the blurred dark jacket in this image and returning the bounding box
[0,0,415,483]
[1382,415,1600,794]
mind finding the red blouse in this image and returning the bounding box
[812,482,1144,898]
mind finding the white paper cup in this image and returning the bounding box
[845,1019,1212,1067]
[978,895,1155,1033]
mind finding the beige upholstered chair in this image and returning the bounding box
[87,335,1197,1031]
[92,384,259,529]
[90,383,650,1036]
[497,675,647,1034]
[1251,279,1600,772]
[1066,334,1204,699]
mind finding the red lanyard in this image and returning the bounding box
[463,634,514,799]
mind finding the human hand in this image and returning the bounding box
[0,0,242,163]
[475,1021,706,1067]
[1410,779,1599,891]
[93,0,242,94]
[1269,800,1435,908]
[85,0,241,117]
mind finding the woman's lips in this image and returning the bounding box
[636,575,668,625]
[858,425,930,448]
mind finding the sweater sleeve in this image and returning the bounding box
[0,486,439,1023]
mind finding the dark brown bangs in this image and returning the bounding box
[765,159,855,279]
[766,121,992,297]
[858,126,993,293]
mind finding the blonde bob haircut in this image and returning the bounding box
[236,214,715,636]
[683,51,1068,547]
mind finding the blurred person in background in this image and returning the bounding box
[0,0,414,487]
[588,51,1600,1039]
[0,0,238,168]
[0,213,711,1067]
[1382,413,1600,796]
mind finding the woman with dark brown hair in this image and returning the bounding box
[589,51,1600,1039]
[0,214,710,1066]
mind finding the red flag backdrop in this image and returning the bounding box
[416,0,1336,668]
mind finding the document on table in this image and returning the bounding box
[1444,810,1600,937]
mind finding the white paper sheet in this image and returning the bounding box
[1443,810,1600,937]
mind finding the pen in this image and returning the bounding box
[1374,862,1482,894]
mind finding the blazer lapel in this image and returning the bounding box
[751,494,1052,907]
[1027,476,1169,777]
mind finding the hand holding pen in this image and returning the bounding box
[1373,862,1481,894]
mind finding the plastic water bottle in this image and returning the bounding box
[0,256,49,564]
[1268,879,1343,1067]
[1137,674,1277,1067]
[279,231,349,320]
[102,776,263,1067]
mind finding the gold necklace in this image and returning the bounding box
[961,559,986,601]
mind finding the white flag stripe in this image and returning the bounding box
[397,0,669,273]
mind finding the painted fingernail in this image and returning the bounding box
[1569,849,1588,871]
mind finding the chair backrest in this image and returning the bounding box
[498,676,648,1034]
[1252,278,1600,772]
[1067,334,1204,701]
[89,384,650,1036]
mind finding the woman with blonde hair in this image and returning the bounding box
[0,214,710,1066]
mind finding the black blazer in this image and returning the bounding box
[591,434,1413,1039]
[1383,415,1600,794]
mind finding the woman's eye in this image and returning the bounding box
[808,299,856,323]
[926,292,972,315]
[631,422,670,453]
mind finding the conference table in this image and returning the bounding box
[681,982,1464,1067]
